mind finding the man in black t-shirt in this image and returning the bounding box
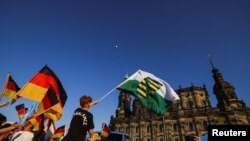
[62,95,98,141]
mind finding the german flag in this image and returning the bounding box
[101,123,111,137]
[15,103,26,120]
[44,119,56,140]
[37,86,61,120]
[50,125,65,141]
[28,114,45,131]
[17,65,67,105]
[18,65,67,120]
[2,73,20,100]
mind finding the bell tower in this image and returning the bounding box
[116,74,131,118]
[210,59,246,112]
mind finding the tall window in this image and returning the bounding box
[189,122,194,131]
[173,123,178,132]
[159,123,163,132]
[136,125,139,133]
[203,121,208,130]
[147,125,151,133]
[126,127,129,134]
[188,100,193,109]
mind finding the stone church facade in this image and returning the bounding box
[109,63,250,141]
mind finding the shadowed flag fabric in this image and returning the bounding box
[117,70,180,116]
[15,103,26,120]
[28,114,45,131]
[50,125,65,141]
[37,86,60,120]
[2,73,20,100]
[18,65,67,121]
[101,123,111,137]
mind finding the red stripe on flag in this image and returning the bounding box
[6,75,20,91]
[30,73,57,90]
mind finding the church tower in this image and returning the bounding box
[210,59,247,112]
[116,74,131,118]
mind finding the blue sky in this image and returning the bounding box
[0,0,250,131]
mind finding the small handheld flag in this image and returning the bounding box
[1,73,20,104]
[15,103,26,120]
[101,123,111,137]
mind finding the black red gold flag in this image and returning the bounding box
[18,65,67,120]
[18,65,67,105]
[15,103,26,120]
[28,114,45,131]
[37,86,61,120]
[1,73,20,101]
[101,123,111,137]
[50,125,65,141]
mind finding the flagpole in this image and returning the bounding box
[98,87,117,102]
[0,73,10,100]
[36,102,61,117]
[98,70,139,102]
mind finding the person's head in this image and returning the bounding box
[80,95,92,108]
[22,121,34,131]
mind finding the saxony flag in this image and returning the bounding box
[117,70,180,116]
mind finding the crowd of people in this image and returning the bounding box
[0,113,49,141]
[0,95,100,141]
[0,95,202,141]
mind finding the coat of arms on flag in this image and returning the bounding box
[117,70,180,116]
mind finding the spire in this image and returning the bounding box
[209,57,244,111]
[208,54,215,70]
[124,70,129,80]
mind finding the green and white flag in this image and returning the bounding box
[117,70,180,116]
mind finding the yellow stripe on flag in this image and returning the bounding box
[138,83,146,91]
[41,103,63,121]
[136,88,146,98]
[2,89,17,99]
[18,83,48,102]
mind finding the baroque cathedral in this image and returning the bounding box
[109,62,250,141]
